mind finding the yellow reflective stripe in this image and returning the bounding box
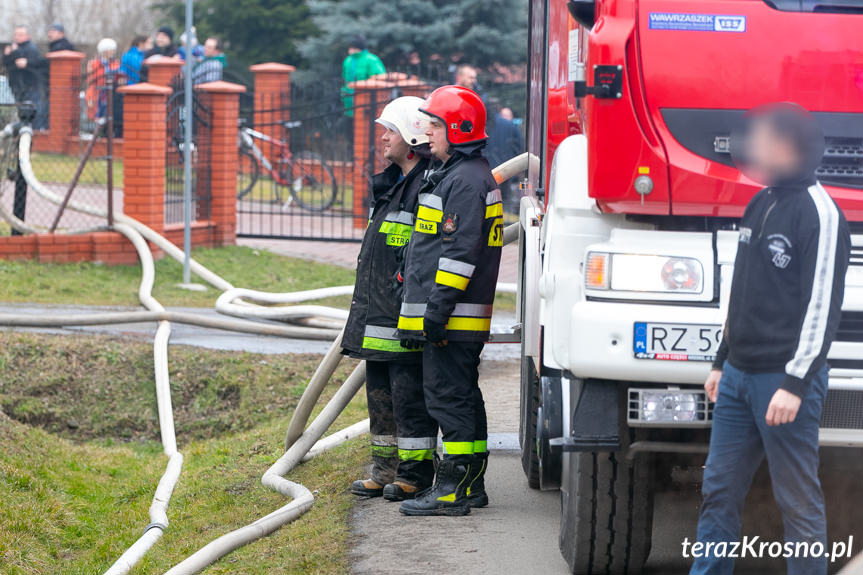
[443,441,474,455]
[435,270,470,290]
[416,205,443,222]
[485,202,503,219]
[437,492,457,502]
[473,440,487,453]
[362,336,421,353]
[379,221,413,236]
[446,316,492,332]
[416,219,437,234]
[397,315,424,331]
[370,445,397,457]
[398,448,435,461]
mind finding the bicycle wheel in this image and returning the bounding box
[286,151,338,212]
[237,149,260,200]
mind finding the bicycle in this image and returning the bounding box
[236,119,338,212]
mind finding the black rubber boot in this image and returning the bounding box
[399,458,471,516]
[466,451,489,508]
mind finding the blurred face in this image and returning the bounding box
[456,67,477,90]
[155,32,171,48]
[381,127,410,164]
[13,27,29,44]
[499,107,514,121]
[741,119,801,185]
[426,117,449,161]
[47,29,62,42]
[204,38,219,58]
[347,47,360,55]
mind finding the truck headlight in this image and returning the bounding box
[585,252,704,294]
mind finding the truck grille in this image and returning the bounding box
[821,389,863,430]
[817,137,863,189]
[661,109,863,189]
[836,311,863,344]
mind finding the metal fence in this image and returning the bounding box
[235,66,526,242]
[165,85,212,226]
[0,104,120,237]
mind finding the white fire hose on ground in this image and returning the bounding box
[1,125,535,574]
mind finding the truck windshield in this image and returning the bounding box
[765,0,863,13]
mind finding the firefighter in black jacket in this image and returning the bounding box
[398,86,503,516]
[691,104,850,575]
[343,97,439,500]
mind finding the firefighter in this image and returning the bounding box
[398,85,503,516]
[343,96,439,500]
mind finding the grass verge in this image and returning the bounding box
[0,243,516,312]
[0,332,369,575]
[0,245,357,309]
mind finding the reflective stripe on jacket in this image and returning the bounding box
[342,159,429,362]
[398,149,502,342]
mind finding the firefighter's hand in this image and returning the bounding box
[399,337,423,350]
[704,369,721,403]
[765,389,802,426]
[423,319,448,348]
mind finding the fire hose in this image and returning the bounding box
[0,125,535,573]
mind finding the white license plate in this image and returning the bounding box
[633,322,722,361]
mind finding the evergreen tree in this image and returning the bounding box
[160,0,318,74]
[299,0,528,78]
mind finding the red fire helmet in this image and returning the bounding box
[419,85,487,145]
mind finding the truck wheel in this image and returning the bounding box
[558,386,654,574]
[519,354,541,489]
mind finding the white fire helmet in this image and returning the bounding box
[375,96,430,147]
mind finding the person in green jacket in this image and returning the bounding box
[341,35,385,117]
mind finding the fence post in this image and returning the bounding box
[197,81,245,246]
[45,50,85,154]
[146,58,184,89]
[118,82,172,251]
[250,62,294,160]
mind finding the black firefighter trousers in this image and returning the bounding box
[365,360,438,486]
[422,342,488,463]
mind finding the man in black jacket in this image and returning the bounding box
[343,96,438,501]
[398,86,503,516]
[691,104,850,575]
[3,26,47,128]
[47,23,75,52]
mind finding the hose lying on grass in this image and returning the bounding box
[2,126,533,574]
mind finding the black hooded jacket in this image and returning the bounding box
[342,159,429,362]
[713,179,850,397]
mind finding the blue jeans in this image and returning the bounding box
[690,362,828,575]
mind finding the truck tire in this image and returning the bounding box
[519,354,541,489]
[558,386,654,574]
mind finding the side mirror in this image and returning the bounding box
[567,0,596,29]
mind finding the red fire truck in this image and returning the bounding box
[516,1,863,572]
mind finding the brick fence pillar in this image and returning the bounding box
[46,50,85,153]
[118,83,171,251]
[250,62,294,160]
[146,58,184,89]
[197,81,245,246]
